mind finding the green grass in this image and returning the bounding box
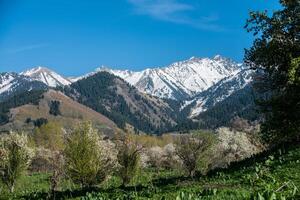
[1,145,299,200]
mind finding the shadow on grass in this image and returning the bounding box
[21,187,101,200]
[21,184,153,200]
[152,175,192,187]
[21,174,228,199]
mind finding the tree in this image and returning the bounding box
[33,122,64,151]
[33,118,48,128]
[48,152,64,199]
[230,116,251,132]
[64,122,112,188]
[245,0,300,144]
[0,133,33,192]
[114,133,142,186]
[49,100,61,116]
[175,131,214,177]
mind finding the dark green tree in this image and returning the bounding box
[49,100,61,116]
[33,118,48,128]
[244,0,300,144]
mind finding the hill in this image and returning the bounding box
[0,89,117,135]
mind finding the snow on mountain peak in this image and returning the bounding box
[0,72,17,95]
[10,55,247,102]
[98,55,244,100]
[213,54,223,60]
[21,66,71,87]
[22,66,50,75]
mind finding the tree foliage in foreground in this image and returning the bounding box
[175,131,215,177]
[64,122,111,188]
[0,133,33,192]
[245,0,300,144]
[115,133,142,186]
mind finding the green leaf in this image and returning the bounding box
[258,192,265,200]
[268,192,276,200]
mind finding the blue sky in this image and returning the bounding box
[0,0,280,76]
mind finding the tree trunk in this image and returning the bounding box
[189,170,195,179]
[9,184,15,193]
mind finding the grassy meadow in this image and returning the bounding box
[1,140,299,200]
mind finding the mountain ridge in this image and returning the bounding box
[97,55,243,100]
[0,55,256,133]
[0,72,48,102]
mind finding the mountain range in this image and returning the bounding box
[0,55,258,134]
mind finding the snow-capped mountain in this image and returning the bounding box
[0,72,48,102]
[181,68,253,118]
[0,73,16,95]
[1,55,253,117]
[0,55,257,131]
[98,55,242,100]
[21,66,71,87]
[0,67,70,101]
[93,55,254,119]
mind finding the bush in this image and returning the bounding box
[32,122,64,151]
[48,152,64,199]
[25,117,32,124]
[175,131,214,177]
[33,118,48,127]
[0,132,34,192]
[64,122,113,188]
[161,144,181,170]
[143,144,180,170]
[49,100,61,116]
[29,147,60,173]
[230,117,251,132]
[207,127,264,170]
[115,133,142,186]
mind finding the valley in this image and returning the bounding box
[0,1,299,198]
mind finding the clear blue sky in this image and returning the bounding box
[0,0,280,76]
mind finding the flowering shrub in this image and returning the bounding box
[208,127,264,170]
[0,132,34,192]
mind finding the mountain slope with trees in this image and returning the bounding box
[0,72,48,102]
[65,72,180,134]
